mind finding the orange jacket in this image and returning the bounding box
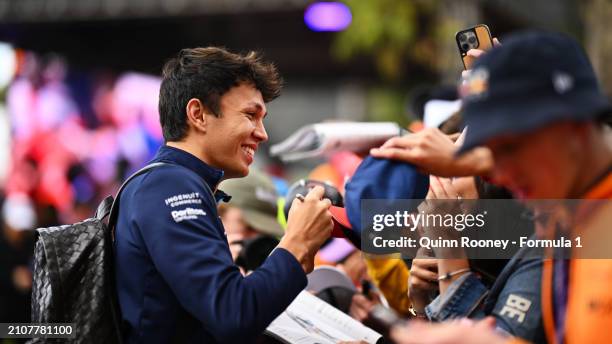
[542,171,612,344]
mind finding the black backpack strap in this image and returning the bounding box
[101,161,169,344]
[94,162,170,223]
[96,196,114,220]
[101,162,170,227]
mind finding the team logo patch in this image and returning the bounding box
[552,71,574,94]
[164,192,203,208]
[459,67,489,101]
[171,207,207,222]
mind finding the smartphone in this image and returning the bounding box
[455,24,494,70]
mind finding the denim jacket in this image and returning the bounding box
[425,242,546,343]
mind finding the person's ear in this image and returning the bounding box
[185,98,210,133]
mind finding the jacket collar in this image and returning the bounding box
[153,145,231,203]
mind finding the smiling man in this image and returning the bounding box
[114,47,333,343]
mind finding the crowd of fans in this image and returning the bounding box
[214,31,612,344]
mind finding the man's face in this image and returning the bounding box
[203,83,268,179]
[485,122,581,200]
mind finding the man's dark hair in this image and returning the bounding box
[159,47,283,142]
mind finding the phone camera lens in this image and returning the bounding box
[461,43,469,51]
[459,33,467,42]
[468,36,476,44]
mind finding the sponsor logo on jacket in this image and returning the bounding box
[171,207,207,222]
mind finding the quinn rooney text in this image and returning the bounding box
[371,236,582,249]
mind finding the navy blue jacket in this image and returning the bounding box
[114,145,307,343]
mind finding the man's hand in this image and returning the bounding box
[420,176,465,220]
[370,128,493,177]
[408,255,438,314]
[391,317,504,344]
[278,185,333,273]
[349,292,381,323]
[417,177,470,262]
[462,37,502,78]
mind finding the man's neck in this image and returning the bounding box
[165,140,221,190]
[569,128,612,198]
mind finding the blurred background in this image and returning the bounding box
[1,0,611,335]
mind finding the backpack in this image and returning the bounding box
[29,162,167,343]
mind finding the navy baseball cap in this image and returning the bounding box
[344,156,429,234]
[457,31,612,155]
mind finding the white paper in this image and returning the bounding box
[265,291,382,344]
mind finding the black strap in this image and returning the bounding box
[102,161,169,344]
[106,162,169,230]
[95,196,114,220]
